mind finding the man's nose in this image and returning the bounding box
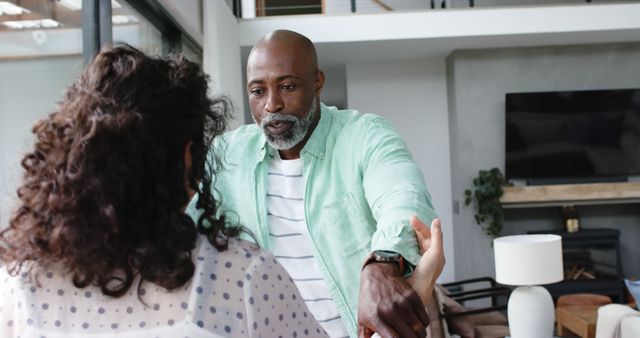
[264,91,283,113]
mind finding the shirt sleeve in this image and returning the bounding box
[243,251,329,338]
[360,115,438,268]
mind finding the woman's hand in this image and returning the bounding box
[407,217,445,305]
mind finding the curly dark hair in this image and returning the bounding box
[0,45,240,297]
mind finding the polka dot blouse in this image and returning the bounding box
[0,237,329,338]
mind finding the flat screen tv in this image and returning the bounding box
[505,88,640,185]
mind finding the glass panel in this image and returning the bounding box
[181,37,202,65]
[0,0,83,57]
[113,1,163,56]
[0,0,84,228]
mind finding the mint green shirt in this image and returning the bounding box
[209,103,436,337]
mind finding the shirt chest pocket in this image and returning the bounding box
[315,193,374,258]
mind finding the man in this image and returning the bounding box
[212,30,438,337]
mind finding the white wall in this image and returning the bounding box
[0,56,83,228]
[318,65,347,109]
[158,0,203,45]
[241,0,256,19]
[346,58,456,282]
[203,0,245,129]
[448,42,640,281]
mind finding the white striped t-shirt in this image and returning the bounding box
[267,153,350,338]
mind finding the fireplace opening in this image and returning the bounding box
[527,228,625,302]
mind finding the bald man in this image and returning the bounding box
[210,30,439,337]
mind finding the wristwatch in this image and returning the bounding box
[362,250,405,273]
[372,250,403,263]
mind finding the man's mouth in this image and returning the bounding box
[265,121,293,135]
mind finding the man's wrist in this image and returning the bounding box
[362,250,405,275]
[362,258,403,277]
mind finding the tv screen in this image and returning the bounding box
[505,89,640,184]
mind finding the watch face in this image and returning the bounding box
[373,250,401,261]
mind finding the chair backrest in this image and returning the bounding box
[434,283,510,338]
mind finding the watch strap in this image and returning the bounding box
[362,251,405,274]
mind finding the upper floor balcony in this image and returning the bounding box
[232,0,640,67]
[234,0,638,19]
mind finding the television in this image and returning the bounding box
[505,88,640,185]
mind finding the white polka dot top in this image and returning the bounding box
[0,237,329,338]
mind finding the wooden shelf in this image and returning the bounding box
[500,182,640,208]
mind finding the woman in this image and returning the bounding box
[0,45,444,338]
[0,45,327,337]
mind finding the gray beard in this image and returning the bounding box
[259,99,317,150]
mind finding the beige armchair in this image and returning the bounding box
[595,304,640,338]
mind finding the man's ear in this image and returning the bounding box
[315,69,325,95]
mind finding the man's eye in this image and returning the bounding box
[250,88,264,95]
[282,84,295,91]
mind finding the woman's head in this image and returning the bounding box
[0,45,233,296]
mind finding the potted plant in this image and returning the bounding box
[464,167,509,238]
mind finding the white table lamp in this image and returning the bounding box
[494,234,563,338]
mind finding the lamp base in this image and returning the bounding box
[508,285,555,338]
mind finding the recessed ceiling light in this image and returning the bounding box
[112,15,138,25]
[0,1,31,15]
[57,0,121,11]
[2,19,62,30]
[57,0,81,11]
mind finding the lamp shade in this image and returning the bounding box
[494,234,563,286]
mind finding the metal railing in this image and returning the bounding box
[231,0,608,19]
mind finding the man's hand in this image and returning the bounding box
[357,259,429,338]
[407,217,445,305]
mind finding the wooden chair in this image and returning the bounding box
[427,277,512,338]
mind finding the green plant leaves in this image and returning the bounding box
[464,189,472,206]
[464,167,507,238]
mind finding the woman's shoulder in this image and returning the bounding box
[0,262,46,293]
[190,237,328,338]
[196,236,272,268]
[0,264,19,296]
[197,236,277,269]
[194,236,295,293]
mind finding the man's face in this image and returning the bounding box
[254,98,317,150]
[246,45,321,150]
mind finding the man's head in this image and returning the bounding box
[246,30,324,156]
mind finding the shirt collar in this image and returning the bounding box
[301,102,330,159]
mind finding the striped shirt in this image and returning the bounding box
[267,153,349,338]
